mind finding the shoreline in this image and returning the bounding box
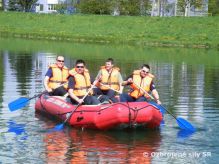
[0,32,210,49]
[0,12,218,49]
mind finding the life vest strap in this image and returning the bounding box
[101,82,119,85]
[49,80,66,83]
[74,86,90,90]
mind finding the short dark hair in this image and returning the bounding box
[141,64,150,70]
[75,59,85,65]
[106,58,114,64]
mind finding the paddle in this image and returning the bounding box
[8,83,67,112]
[133,82,196,132]
[53,80,99,131]
[8,92,47,112]
[99,82,122,94]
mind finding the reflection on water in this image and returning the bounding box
[0,38,219,163]
[41,122,162,163]
[7,120,26,136]
[35,112,162,163]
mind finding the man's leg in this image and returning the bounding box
[93,88,109,103]
[136,96,147,102]
[93,87,103,95]
[84,96,100,105]
[106,89,118,103]
[120,93,135,102]
[53,86,67,96]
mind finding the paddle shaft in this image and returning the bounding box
[134,82,180,119]
[99,83,121,94]
[63,80,99,124]
[8,82,68,112]
[133,82,156,100]
[133,82,194,130]
[31,91,47,101]
[133,82,171,113]
[32,82,68,100]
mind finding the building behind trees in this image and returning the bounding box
[1,0,218,16]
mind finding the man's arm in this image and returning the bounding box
[121,74,133,86]
[43,68,53,92]
[150,82,161,105]
[118,72,124,93]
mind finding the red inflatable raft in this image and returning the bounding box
[35,94,163,130]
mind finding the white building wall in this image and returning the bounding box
[36,0,59,13]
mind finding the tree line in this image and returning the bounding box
[1,0,219,16]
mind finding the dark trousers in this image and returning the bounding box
[93,88,118,103]
[70,95,100,105]
[49,86,67,96]
[120,93,147,102]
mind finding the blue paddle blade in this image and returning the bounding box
[53,123,64,131]
[148,101,165,115]
[8,97,30,112]
[160,119,165,125]
[177,129,195,139]
[176,117,196,132]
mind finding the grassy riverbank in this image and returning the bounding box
[0,12,219,49]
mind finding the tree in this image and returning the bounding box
[56,0,79,14]
[77,0,112,15]
[0,0,3,10]
[176,0,203,16]
[8,0,21,11]
[77,0,151,16]
[8,0,37,12]
[115,0,151,16]
[18,0,38,12]
[208,0,219,15]
[2,0,6,11]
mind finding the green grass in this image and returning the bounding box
[0,12,219,48]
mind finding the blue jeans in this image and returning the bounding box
[120,93,147,102]
[70,95,100,105]
[93,88,118,103]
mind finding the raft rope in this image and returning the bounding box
[56,102,153,127]
[39,94,46,111]
[39,94,163,127]
[37,94,163,128]
[39,95,159,116]
[39,94,65,119]
[127,102,133,127]
[56,102,148,115]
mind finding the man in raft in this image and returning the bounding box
[68,59,100,105]
[120,64,161,105]
[94,58,123,103]
[44,55,69,96]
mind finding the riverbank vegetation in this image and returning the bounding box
[0,12,219,49]
[2,0,219,16]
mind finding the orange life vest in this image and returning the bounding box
[48,64,69,89]
[98,66,120,91]
[130,70,154,99]
[69,68,93,97]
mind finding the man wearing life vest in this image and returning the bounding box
[94,58,123,103]
[68,59,100,105]
[120,64,161,105]
[44,55,69,96]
